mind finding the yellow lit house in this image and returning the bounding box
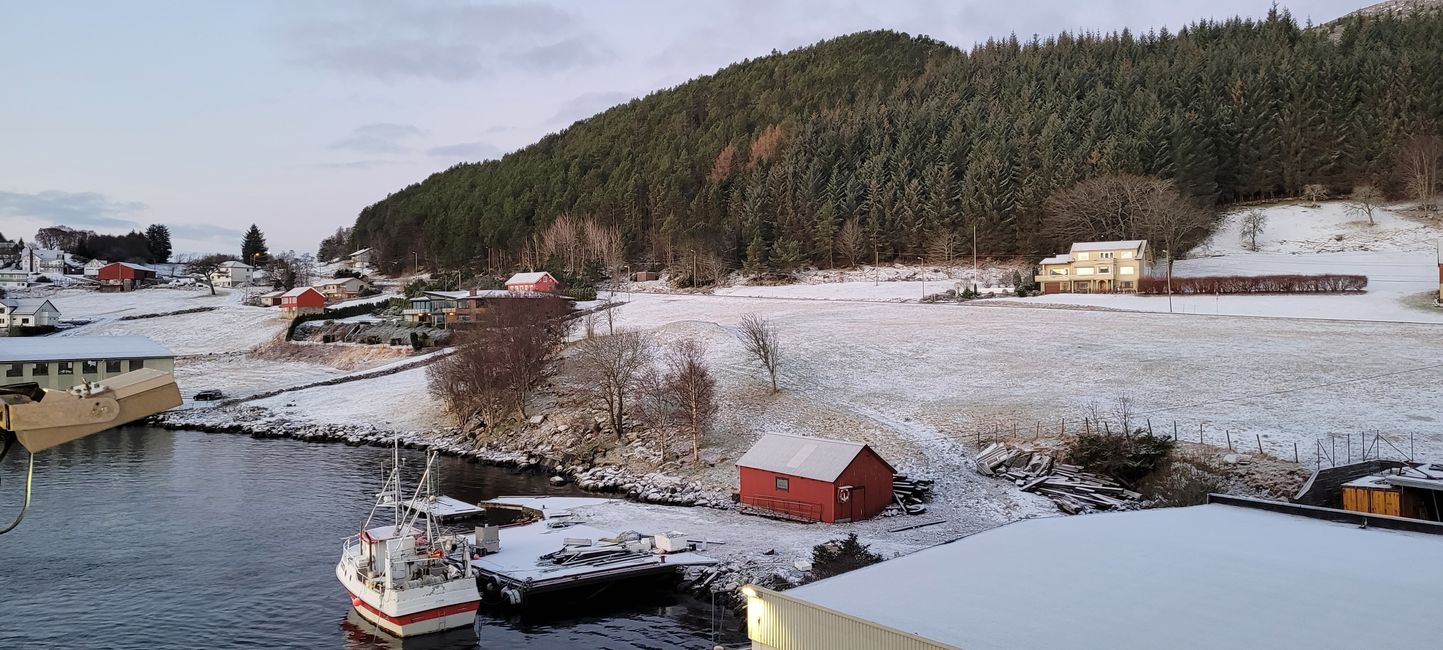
[1035,240,1148,294]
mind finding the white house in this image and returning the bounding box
[209,260,255,288]
[83,259,109,277]
[20,246,70,274]
[0,298,61,330]
[314,276,369,301]
[0,268,29,288]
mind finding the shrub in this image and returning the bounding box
[568,285,598,301]
[1137,274,1366,295]
[1138,456,1228,507]
[1063,431,1175,485]
[810,533,883,580]
[333,269,361,279]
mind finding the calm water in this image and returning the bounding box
[0,427,744,649]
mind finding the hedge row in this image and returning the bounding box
[1137,274,1367,295]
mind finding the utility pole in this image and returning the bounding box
[971,222,978,291]
[1165,249,1173,313]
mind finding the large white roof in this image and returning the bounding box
[0,335,172,363]
[782,503,1443,649]
[735,433,888,482]
[1039,253,1072,265]
[0,298,58,315]
[1070,239,1146,252]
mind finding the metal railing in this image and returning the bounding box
[740,495,822,521]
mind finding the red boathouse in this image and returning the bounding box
[736,433,896,523]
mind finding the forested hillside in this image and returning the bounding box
[350,8,1443,276]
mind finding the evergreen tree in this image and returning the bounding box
[144,224,172,263]
[241,224,268,265]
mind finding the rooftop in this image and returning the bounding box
[781,503,1443,650]
[1069,239,1146,252]
[735,433,890,482]
[506,271,552,284]
[0,335,173,363]
[281,286,321,298]
[0,298,58,315]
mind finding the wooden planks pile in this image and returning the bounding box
[974,443,1142,514]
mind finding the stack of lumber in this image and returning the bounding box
[974,443,1142,514]
[891,475,933,515]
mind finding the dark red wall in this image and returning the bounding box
[739,446,896,523]
[833,448,897,522]
[97,263,151,281]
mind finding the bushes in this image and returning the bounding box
[810,533,883,580]
[1137,274,1366,294]
[1063,431,1175,485]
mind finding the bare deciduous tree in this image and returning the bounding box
[631,365,674,464]
[1239,209,1267,251]
[183,253,233,296]
[1042,175,1212,264]
[1397,134,1442,213]
[835,219,865,267]
[574,329,652,439]
[1347,184,1384,225]
[1301,184,1329,207]
[665,339,717,461]
[738,313,782,393]
[926,228,962,265]
[428,296,573,426]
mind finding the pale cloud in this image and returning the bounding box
[328,123,426,153]
[426,141,503,160]
[0,190,145,230]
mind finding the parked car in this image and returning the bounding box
[192,389,224,401]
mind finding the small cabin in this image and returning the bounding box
[280,286,326,317]
[736,433,896,523]
[505,271,559,294]
[1341,463,1443,522]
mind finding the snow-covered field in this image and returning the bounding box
[36,286,236,318]
[1003,201,1443,323]
[246,365,445,433]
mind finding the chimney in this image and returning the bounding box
[470,288,477,297]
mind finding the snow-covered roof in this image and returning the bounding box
[1070,240,1146,252]
[506,271,552,285]
[84,259,108,267]
[421,290,469,300]
[735,433,889,482]
[347,248,372,258]
[781,503,1443,649]
[281,286,321,298]
[1039,253,1072,265]
[0,268,28,276]
[0,335,172,363]
[0,298,58,315]
[217,260,252,269]
[113,262,157,272]
[257,290,286,298]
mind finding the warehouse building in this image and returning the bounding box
[1,336,174,391]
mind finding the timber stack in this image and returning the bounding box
[974,443,1142,514]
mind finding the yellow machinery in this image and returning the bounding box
[0,368,181,534]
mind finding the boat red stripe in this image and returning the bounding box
[349,592,480,626]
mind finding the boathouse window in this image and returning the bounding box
[32,363,49,376]
[775,477,789,491]
[105,359,123,373]
[128,359,144,371]
[83,360,98,373]
[5,363,20,377]
[58,362,74,375]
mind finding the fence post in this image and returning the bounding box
[1293,442,1299,464]
[1035,421,1041,440]
[1173,421,1178,441]
[1084,419,1091,436]
[1225,429,1232,451]
[1256,434,1263,455]
[1199,422,1204,444]
[1146,419,1153,436]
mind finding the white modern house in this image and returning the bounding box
[209,260,255,288]
[83,259,109,277]
[0,268,29,288]
[0,298,62,330]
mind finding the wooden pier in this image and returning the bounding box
[463,496,718,606]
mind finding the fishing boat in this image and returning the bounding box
[336,446,481,637]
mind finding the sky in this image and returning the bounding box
[0,0,1363,256]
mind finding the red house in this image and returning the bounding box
[96,262,157,291]
[736,433,896,523]
[279,286,326,317]
[505,271,559,294]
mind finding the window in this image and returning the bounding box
[1119,266,1136,275]
[1097,267,1111,274]
[1121,251,1134,259]
[58,361,74,375]
[128,359,144,372]
[775,477,789,491]
[1075,267,1095,276]
[1100,252,1113,259]
[20,317,30,325]
[32,363,49,376]
[83,360,98,374]
[1076,252,1090,261]
[5,363,21,377]
[105,359,123,373]
[1047,268,1068,276]
[1121,281,1135,289]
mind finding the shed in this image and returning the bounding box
[97,262,156,291]
[505,271,559,294]
[256,289,286,307]
[736,433,896,523]
[280,286,326,317]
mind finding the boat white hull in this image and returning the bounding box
[336,559,480,638]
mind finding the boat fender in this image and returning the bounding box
[501,586,523,606]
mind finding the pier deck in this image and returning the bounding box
[408,495,485,522]
[465,496,717,603]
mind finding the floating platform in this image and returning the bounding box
[465,496,717,606]
[406,495,486,522]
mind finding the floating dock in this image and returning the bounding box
[464,496,717,605]
[406,495,485,522]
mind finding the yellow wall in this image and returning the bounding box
[1342,486,1402,517]
[746,586,958,650]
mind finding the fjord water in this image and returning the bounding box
[0,427,743,649]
